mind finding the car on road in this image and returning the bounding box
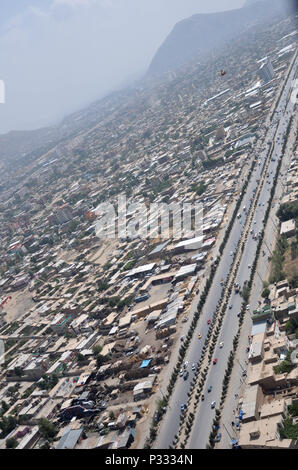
[180,336,184,341]
[192,363,196,371]
[215,433,222,442]
[246,305,250,310]
[179,369,183,377]
[211,401,216,409]
[154,411,161,423]
[183,371,189,381]
[219,342,224,348]
[207,319,211,325]
[213,358,217,365]
[180,403,186,411]
[198,333,202,339]
[201,394,205,401]
[182,316,188,323]
[229,304,233,309]
[184,361,189,369]
[207,385,212,393]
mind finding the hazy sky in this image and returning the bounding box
[0,0,246,134]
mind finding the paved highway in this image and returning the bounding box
[217,80,297,449]
[155,54,297,449]
[188,54,297,449]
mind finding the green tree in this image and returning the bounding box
[1,401,9,414]
[77,353,86,363]
[96,354,107,368]
[92,345,102,357]
[261,288,270,299]
[273,360,294,375]
[279,417,298,440]
[14,367,23,377]
[6,437,18,449]
[288,402,298,418]
[0,415,17,438]
[276,202,298,222]
[242,284,250,302]
[285,318,297,336]
[289,276,298,289]
[38,418,57,439]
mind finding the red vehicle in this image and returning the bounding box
[15,427,30,439]
[207,319,211,325]
[213,358,217,365]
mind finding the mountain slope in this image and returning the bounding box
[147,0,291,77]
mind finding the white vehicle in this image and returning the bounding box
[211,401,216,409]
[219,342,224,348]
[246,305,250,310]
[81,401,95,409]
[184,361,189,369]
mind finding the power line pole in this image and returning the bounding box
[256,270,263,284]
[263,239,273,256]
[222,422,233,440]
[236,359,245,372]
[269,215,279,232]
[160,389,171,410]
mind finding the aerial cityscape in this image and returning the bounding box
[0,0,297,453]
